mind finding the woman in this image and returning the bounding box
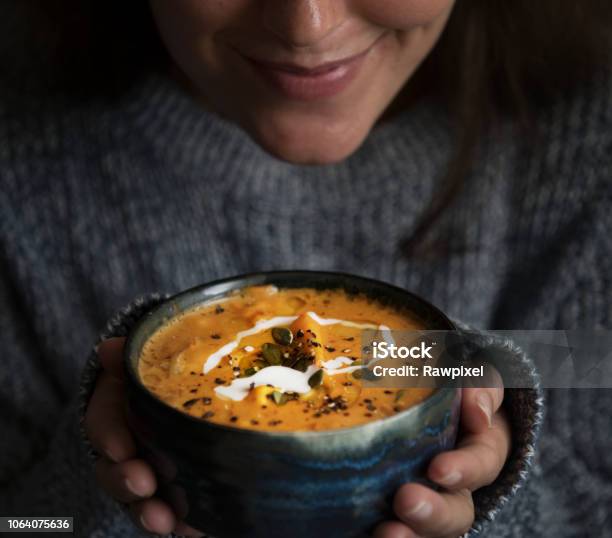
[1,1,610,536]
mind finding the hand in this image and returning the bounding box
[84,337,203,536]
[374,372,510,538]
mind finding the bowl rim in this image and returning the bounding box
[124,270,458,440]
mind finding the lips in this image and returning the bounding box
[244,45,375,101]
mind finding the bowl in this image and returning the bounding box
[123,271,461,538]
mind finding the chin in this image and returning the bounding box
[242,112,373,165]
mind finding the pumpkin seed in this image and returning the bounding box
[362,369,377,381]
[244,367,257,377]
[271,327,293,346]
[308,369,324,388]
[271,390,287,405]
[395,389,406,403]
[293,357,310,372]
[262,343,282,365]
[352,369,364,380]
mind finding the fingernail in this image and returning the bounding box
[103,447,120,463]
[477,392,493,428]
[403,500,433,521]
[437,470,462,486]
[139,514,153,532]
[124,478,146,497]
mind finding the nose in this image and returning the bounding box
[262,0,346,47]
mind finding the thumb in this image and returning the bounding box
[460,365,504,433]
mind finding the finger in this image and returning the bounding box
[428,410,511,491]
[97,337,126,380]
[84,370,136,462]
[95,459,157,502]
[393,483,474,537]
[129,497,177,536]
[372,520,421,538]
[461,366,504,433]
[95,458,157,503]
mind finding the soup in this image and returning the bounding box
[139,285,433,431]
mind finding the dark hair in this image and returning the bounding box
[4,1,612,251]
[406,0,612,253]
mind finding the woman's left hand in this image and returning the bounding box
[374,380,510,538]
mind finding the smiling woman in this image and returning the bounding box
[1,1,612,538]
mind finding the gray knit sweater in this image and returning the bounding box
[1,58,611,536]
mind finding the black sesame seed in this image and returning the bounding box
[230,416,238,422]
[202,411,215,419]
[214,378,225,385]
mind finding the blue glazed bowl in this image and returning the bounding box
[124,271,461,538]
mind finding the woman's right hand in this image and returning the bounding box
[84,337,203,537]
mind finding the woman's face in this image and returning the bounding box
[149,0,455,164]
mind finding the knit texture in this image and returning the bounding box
[1,60,611,536]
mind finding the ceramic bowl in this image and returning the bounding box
[124,271,461,538]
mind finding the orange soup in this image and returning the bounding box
[139,285,433,431]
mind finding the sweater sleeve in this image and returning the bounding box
[77,294,169,462]
[0,285,167,538]
[451,325,545,537]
